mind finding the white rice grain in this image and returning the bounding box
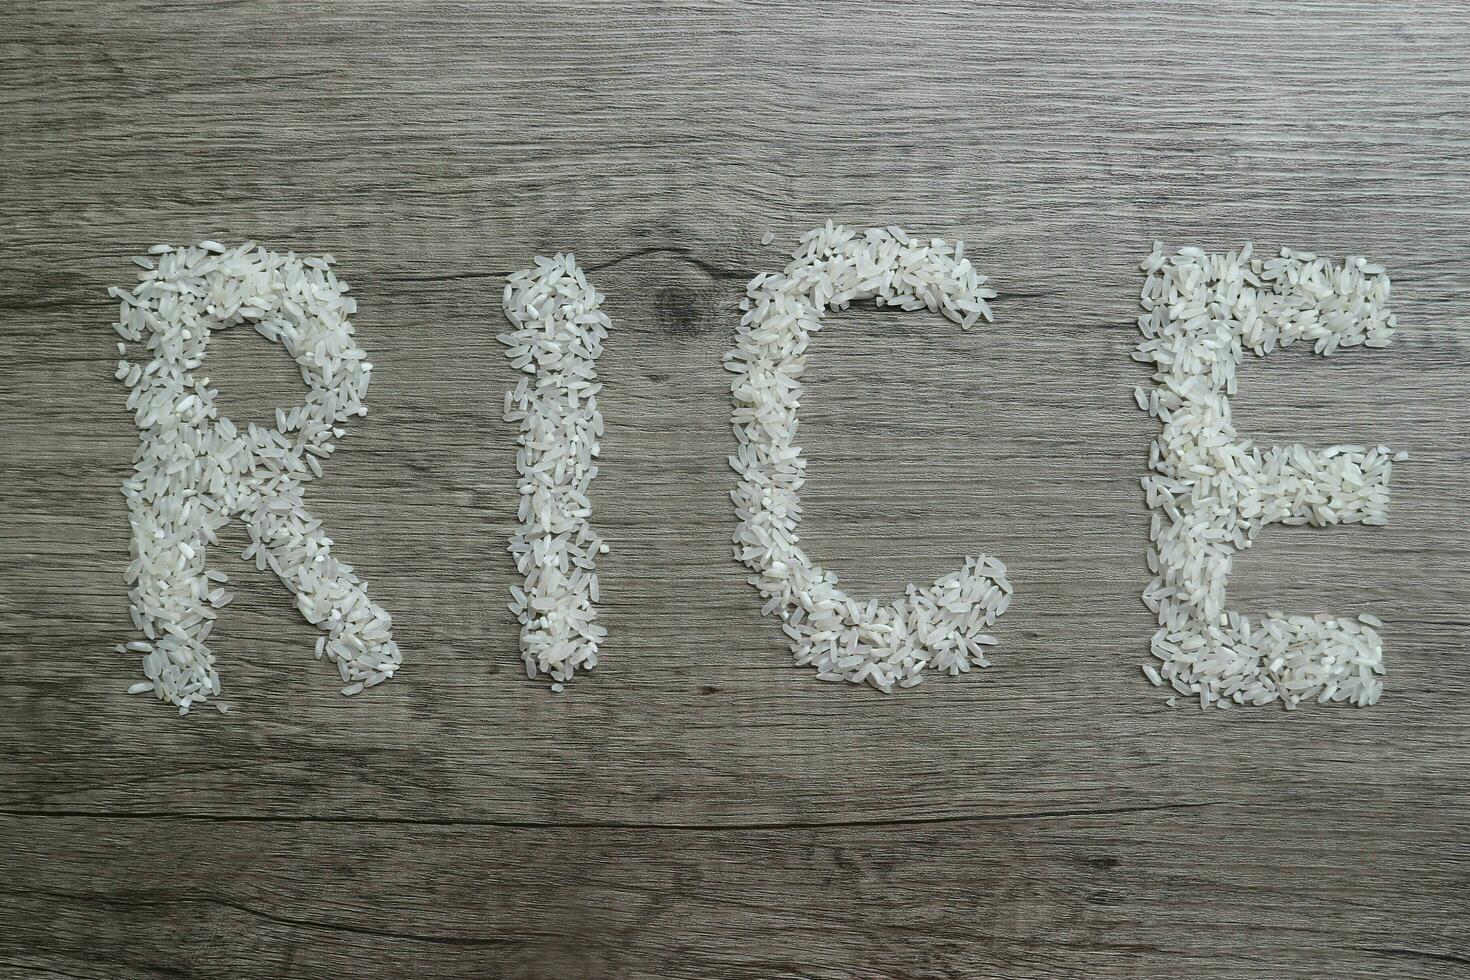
[498,252,610,687]
[1134,244,1397,709]
[726,224,1013,692]
[113,242,401,712]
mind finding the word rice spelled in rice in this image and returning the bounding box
[499,254,610,686]
[112,242,400,713]
[1135,243,1401,709]
[727,223,1013,692]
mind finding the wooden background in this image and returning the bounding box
[2,2,1467,977]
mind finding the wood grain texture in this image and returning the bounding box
[1,2,1467,977]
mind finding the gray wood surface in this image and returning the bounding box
[2,2,1468,977]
